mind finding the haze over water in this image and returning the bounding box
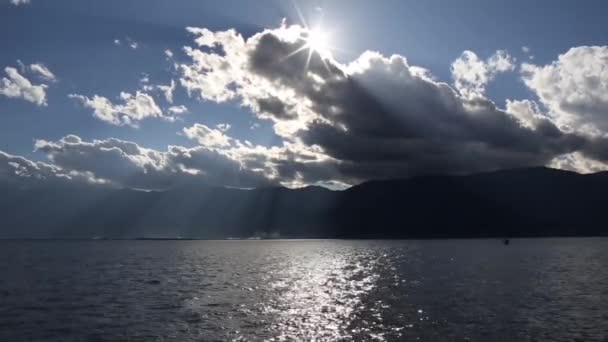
[1,239,607,341]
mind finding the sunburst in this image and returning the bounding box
[283,27,333,73]
[281,1,344,73]
[304,28,330,56]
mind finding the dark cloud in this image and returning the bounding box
[0,149,100,186]
[239,31,597,180]
[256,96,296,120]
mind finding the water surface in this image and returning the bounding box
[1,239,607,341]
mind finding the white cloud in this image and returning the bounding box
[29,63,56,82]
[179,27,248,102]
[522,46,531,54]
[522,46,608,135]
[114,37,139,49]
[10,0,30,5]
[168,105,188,114]
[505,99,547,129]
[216,123,231,132]
[157,79,176,103]
[0,66,48,106]
[451,50,515,99]
[183,123,232,147]
[550,151,608,174]
[33,135,272,189]
[69,91,171,127]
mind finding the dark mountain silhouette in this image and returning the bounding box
[1,167,607,239]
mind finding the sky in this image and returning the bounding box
[1,0,608,190]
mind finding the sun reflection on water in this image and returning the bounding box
[253,247,384,341]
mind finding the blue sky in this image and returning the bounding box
[2,0,608,189]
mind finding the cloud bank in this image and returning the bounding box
[172,25,608,184]
[2,25,608,189]
[33,134,272,189]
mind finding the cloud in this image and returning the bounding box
[173,24,608,184]
[216,123,231,132]
[4,25,608,190]
[10,0,30,5]
[522,46,608,135]
[0,66,48,106]
[183,123,232,147]
[0,150,59,182]
[69,91,175,127]
[504,99,548,129]
[19,125,341,189]
[179,27,248,102]
[157,79,176,103]
[114,37,139,49]
[34,135,171,188]
[0,149,106,186]
[549,151,608,174]
[451,50,515,99]
[33,135,273,189]
[29,63,56,82]
[168,105,188,115]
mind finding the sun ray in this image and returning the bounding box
[281,3,340,73]
[320,56,331,74]
[281,44,309,62]
[291,0,309,29]
[279,27,335,74]
[305,48,313,72]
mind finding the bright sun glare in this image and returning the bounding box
[305,28,330,55]
[282,2,340,72]
[283,26,334,72]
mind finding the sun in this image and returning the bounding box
[280,2,344,72]
[304,28,330,56]
[282,26,334,72]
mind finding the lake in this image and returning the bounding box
[1,239,607,341]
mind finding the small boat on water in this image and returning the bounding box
[503,239,510,245]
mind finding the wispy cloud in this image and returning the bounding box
[29,63,56,82]
[10,0,31,6]
[69,91,172,127]
[0,66,48,106]
[114,37,139,50]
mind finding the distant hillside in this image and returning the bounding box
[1,167,607,239]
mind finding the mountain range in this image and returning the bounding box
[1,167,607,239]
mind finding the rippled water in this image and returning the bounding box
[1,239,607,341]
